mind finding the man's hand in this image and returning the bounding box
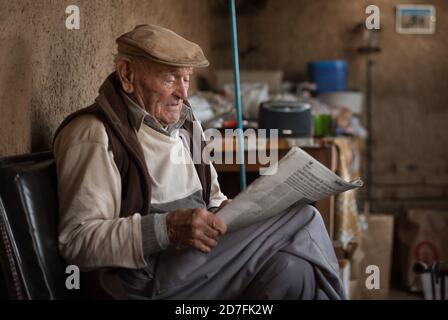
[166,208,227,253]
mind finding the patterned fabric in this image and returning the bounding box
[333,137,365,248]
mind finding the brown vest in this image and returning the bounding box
[53,73,212,299]
[54,72,211,218]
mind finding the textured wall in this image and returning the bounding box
[0,0,212,156]
[209,0,448,213]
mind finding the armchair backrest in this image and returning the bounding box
[0,152,77,299]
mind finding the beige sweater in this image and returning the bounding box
[54,114,226,270]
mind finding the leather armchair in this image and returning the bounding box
[0,152,78,299]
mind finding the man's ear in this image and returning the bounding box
[116,60,134,94]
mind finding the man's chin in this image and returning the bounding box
[161,114,180,126]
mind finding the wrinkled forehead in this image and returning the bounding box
[163,66,193,76]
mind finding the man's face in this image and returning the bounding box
[133,62,192,125]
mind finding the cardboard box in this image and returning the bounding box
[359,214,394,299]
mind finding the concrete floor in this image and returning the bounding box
[387,288,424,300]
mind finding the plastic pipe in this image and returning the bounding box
[228,0,247,190]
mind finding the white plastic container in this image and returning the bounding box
[318,91,364,115]
[420,273,448,300]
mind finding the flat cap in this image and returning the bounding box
[116,24,209,68]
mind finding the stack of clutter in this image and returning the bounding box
[188,67,367,140]
[308,60,367,139]
[318,91,367,139]
[188,91,235,128]
[334,213,395,300]
[189,70,283,130]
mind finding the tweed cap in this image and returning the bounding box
[116,24,209,68]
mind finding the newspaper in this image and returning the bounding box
[217,146,363,232]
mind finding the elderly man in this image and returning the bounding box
[53,24,345,300]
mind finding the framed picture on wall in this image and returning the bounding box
[396,5,436,34]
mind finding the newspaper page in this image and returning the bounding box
[217,146,363,232]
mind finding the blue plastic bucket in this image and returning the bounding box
[308,60,348,94]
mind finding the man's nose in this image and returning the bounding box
[174,79,188,100]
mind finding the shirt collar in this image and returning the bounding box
[119,90,190,137]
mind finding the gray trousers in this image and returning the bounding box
[120,204,345,300]
[240,252,316,299]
